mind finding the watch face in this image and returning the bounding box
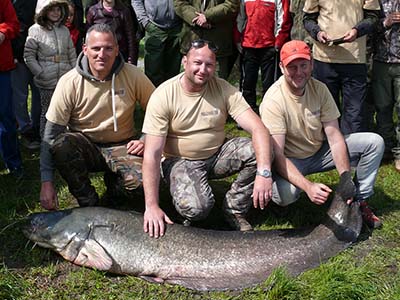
[257,169,271,178]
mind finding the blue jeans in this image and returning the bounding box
[0,71,22,171]
[11,61,41,134]
[272,132,384,206]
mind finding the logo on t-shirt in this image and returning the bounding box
[306,109,321,118]
[201,109,220,117]
[114,88,126,97]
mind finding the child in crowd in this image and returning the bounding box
[24,0,76,138]
[65,0,83,55]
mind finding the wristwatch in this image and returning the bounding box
[256,169,272,179]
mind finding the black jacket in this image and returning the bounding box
[11,0,37,61]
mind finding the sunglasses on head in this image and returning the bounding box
[187,39,219,54]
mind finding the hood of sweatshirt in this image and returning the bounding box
[35,0,69,27]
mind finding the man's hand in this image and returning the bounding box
[317,31,331,44]
[40,181,59,210]
[343,28,358,43]
[306,182,332,205]
[143,206,174,238]
[252,176,273,210]
[126,140,144,156]
[384,12,400,27]
[192,12,211,28]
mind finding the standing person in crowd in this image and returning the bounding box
[86,0,138,64]
[0,0,24,179]
[40,24,155,210]
[141,39,273,238]
[371,0,400,171]
[132,0,182,87]
[236,0,292,114]
[174,0,239,80]
[24,0,76,138]
[65,0,84,55]
[303,0,380,135]
[11,0,41,150]
[260,40,385,229]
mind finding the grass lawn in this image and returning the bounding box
[1,118,400,299]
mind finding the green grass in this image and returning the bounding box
[1,124,400,299]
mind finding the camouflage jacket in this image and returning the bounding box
[373,0,400,63]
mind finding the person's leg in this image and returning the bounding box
[340,64,368,134]
[241,48,260,112]
[260,47,277,96]
[30,80,41,139]
[163,25,182,81]
[210,137,255,214]
[11,62,31,132]
[271,142,337,207]
[210,137,256,231]
[0,71,23,173]
[38,88,55,138]
[344,132,384,201]
[390,64,400,167]
[312,60,341,111]
[144,23,168,87]
[372,61,395,155]
[50,132,109,206]
[216,56,231,80]
[162,157,215,222]
[345,132,384,228]
[99,144,143,191]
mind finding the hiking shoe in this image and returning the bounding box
[224,213,253,231]
[360,201,382,229]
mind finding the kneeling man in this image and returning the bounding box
[142,39,274,237]
[260,40,384,228]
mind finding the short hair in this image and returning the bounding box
[85,23,118,45]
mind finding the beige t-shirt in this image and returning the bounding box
[303,0,380,64]
[142,73,250,160]
[260,76,340,159]
[46,64,155,143]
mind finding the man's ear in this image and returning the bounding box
[82,44,87,55]
[182,55,187,69]
[279,61,284,74]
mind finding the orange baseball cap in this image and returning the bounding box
[280,40,311,67]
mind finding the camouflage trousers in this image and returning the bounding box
[50,132,143,206]
[162,137,257,221]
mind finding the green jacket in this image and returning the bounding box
[174,0,239,57]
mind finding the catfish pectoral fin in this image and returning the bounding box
[73,239,113,271]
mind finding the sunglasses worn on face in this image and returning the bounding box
[187,39,219,54]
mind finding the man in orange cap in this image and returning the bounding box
[260,40,385,229]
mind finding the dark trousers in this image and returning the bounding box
[51,132,143,206]
[312,60,367,135]
[241,47,278,112]
[0,71,22,171]
[144,23,182,87]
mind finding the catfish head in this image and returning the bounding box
[23,209,91,254]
